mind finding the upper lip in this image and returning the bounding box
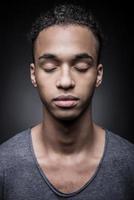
[53,95,79,101]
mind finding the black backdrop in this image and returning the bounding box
[0,0,134,144]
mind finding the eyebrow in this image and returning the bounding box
[72,53,94,62]
[39,54,58,60]
[38,53,94,62]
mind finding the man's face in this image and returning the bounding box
[30,25,103,120]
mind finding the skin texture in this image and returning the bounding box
[30,25,104,193]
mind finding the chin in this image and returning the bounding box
[52,110,81,121]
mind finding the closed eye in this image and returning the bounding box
[43,63,57,71]
[39,60,59,72]
[74,62,91,72]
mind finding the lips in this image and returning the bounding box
[53,95,79,108]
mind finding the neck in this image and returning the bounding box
[37,107,96,155]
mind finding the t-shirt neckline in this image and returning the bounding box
[28,128,109,198]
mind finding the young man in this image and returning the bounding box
[0,4,134,200]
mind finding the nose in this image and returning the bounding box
[56,65,75,90]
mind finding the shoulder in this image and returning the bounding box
[106,130,134,154]
[0,128,31,168]
[106,130,134,172]
[0,128,30,152]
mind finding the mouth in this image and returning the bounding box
[53,95,79,108]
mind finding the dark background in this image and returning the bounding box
[0,1,133,144]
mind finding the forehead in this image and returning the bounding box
[34,25,98,60]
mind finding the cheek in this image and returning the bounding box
[35,70,53,87]
[35,73,55,99]
[76,74,97,108]
[77,71,97,92]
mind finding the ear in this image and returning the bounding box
[96,64,103,87]
[30,63,37,87]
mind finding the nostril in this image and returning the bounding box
[56,75,75,89]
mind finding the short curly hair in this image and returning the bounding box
[30,4,104,63]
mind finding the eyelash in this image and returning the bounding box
[43,67,89,74]
[44,68,56,72]
[42,62,90,73]
[75,67,88,72]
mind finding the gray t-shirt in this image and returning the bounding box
[0,128,134,200]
